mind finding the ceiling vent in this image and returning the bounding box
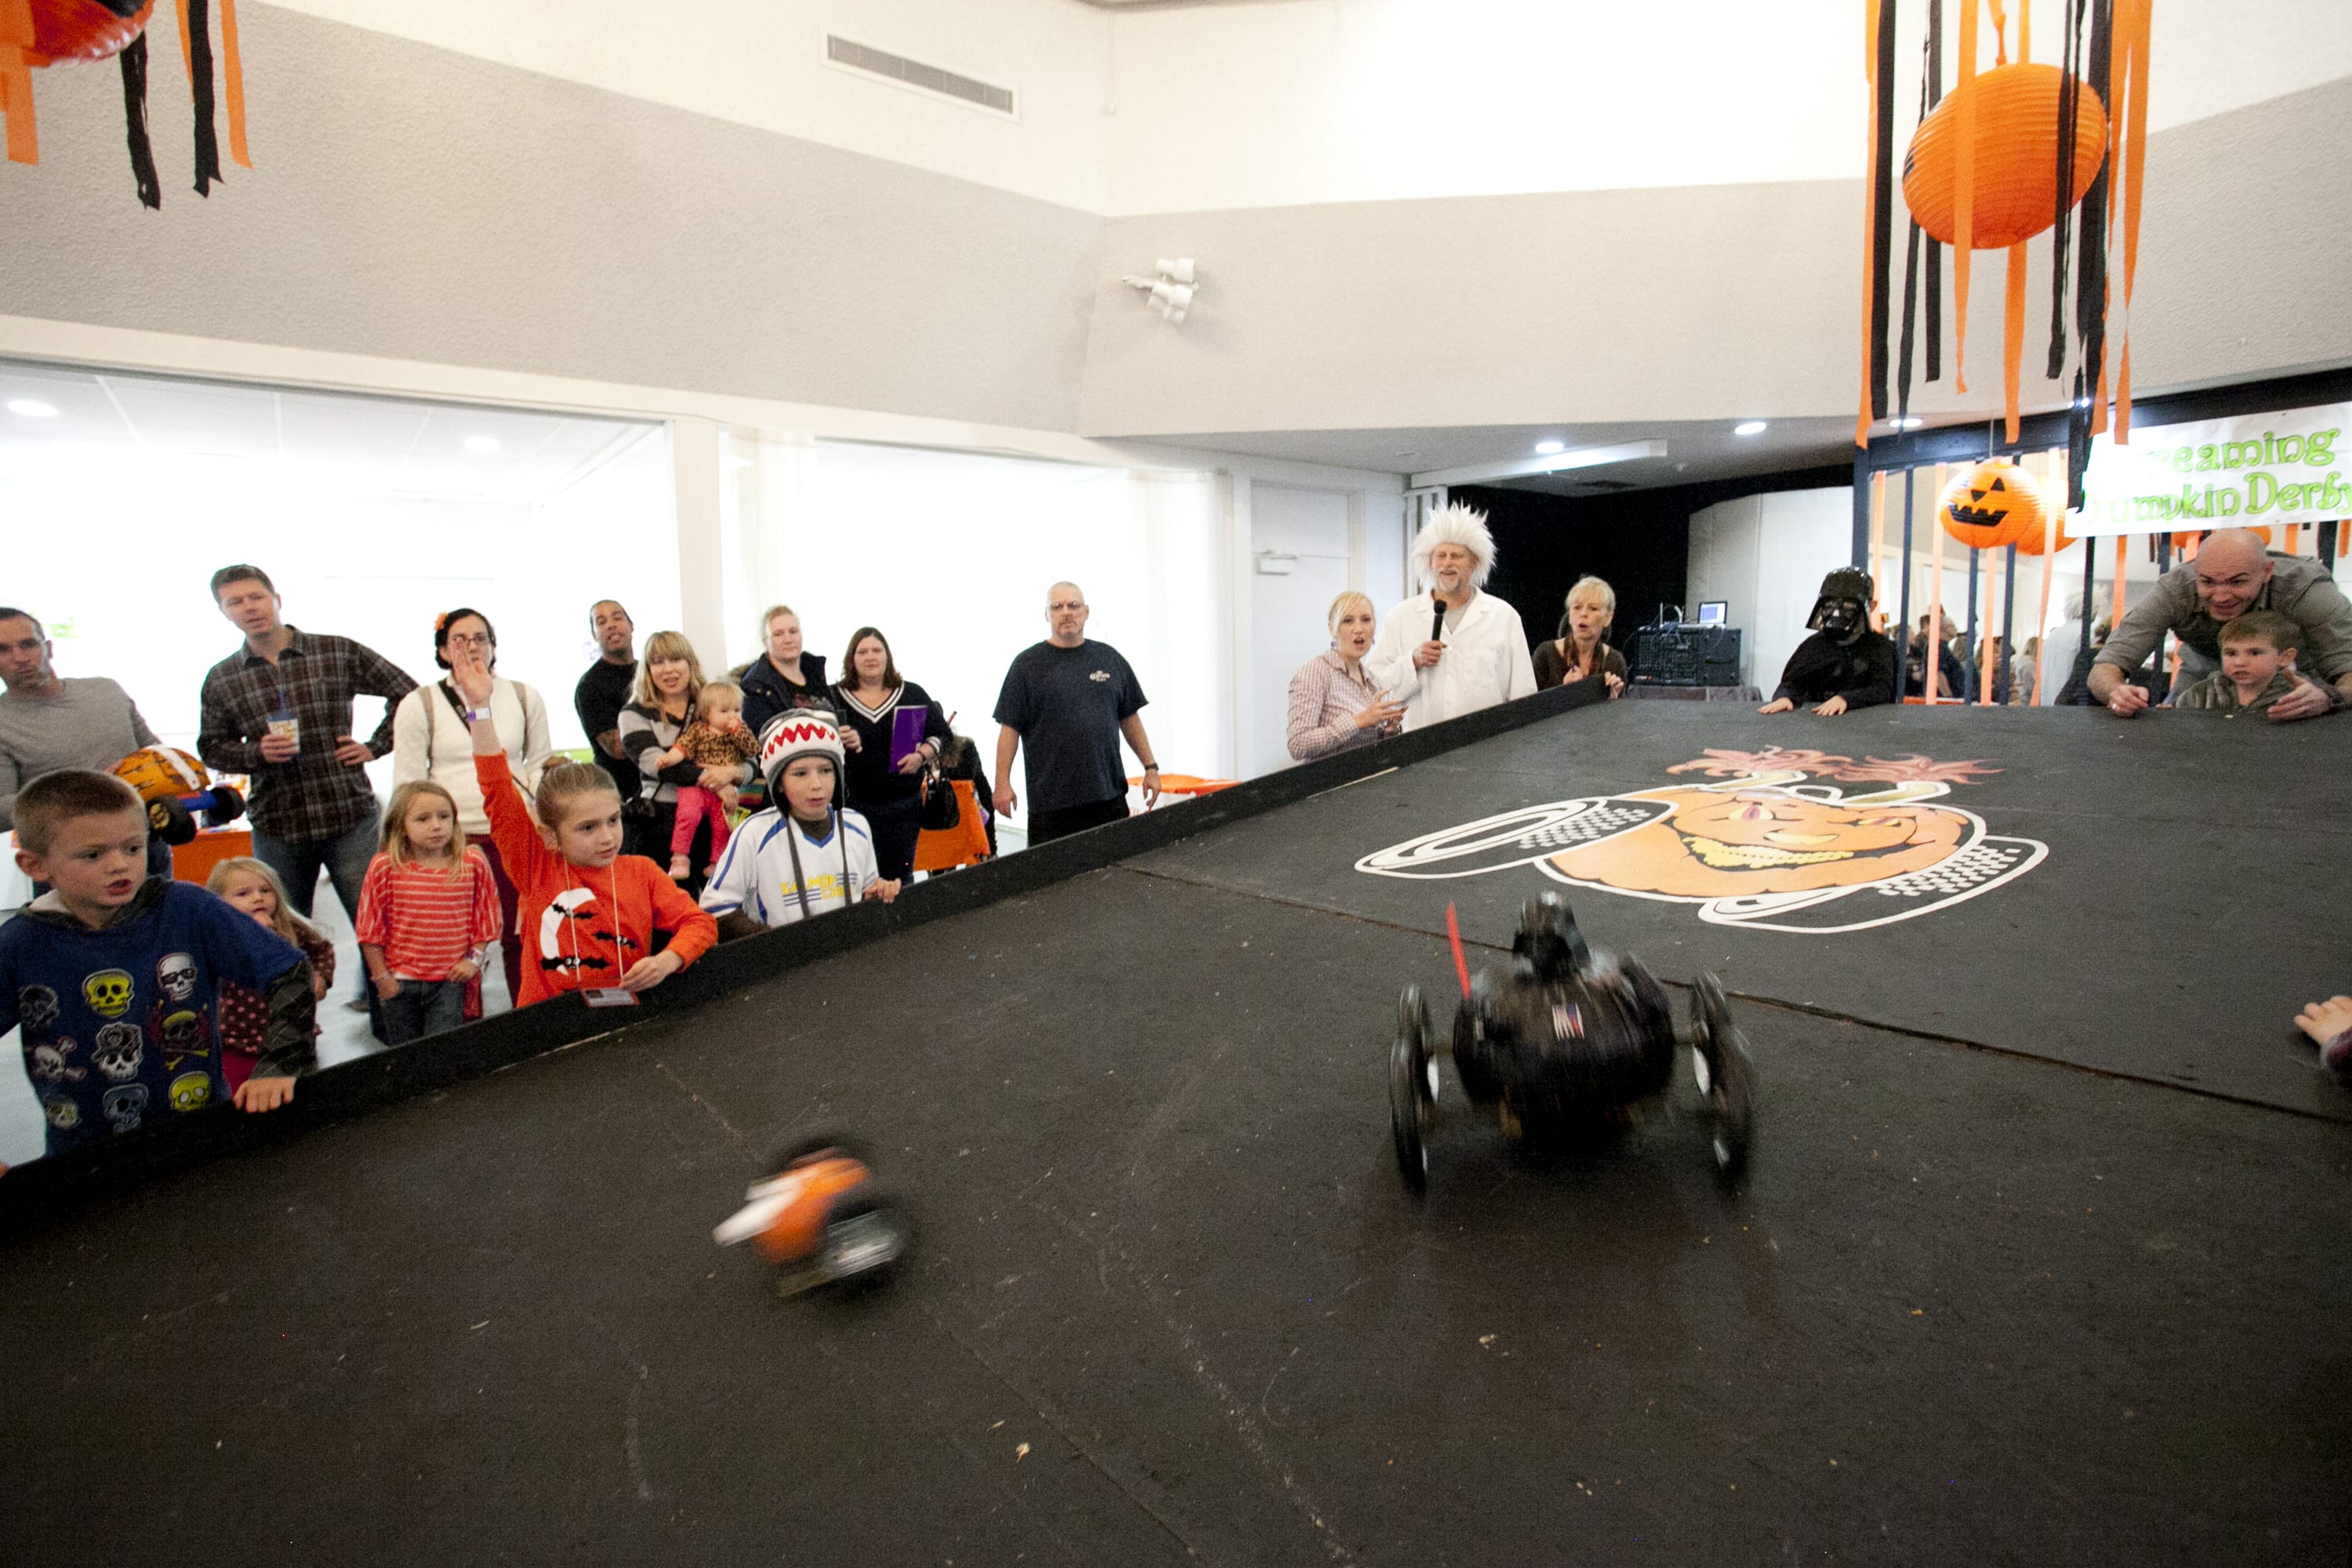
[826,35,1016,118]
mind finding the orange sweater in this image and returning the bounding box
[474,753,717,1007]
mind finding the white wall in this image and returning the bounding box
[1686,487,1853,695]
[266,0,1118,212]
[263,0,2352,215]
[716,438,1228,808]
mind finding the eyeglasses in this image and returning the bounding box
[445,633,493,649]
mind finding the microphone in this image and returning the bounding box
[1430,590,1447,647]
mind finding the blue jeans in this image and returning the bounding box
[251,811,379,924]
[379,978,466,1045]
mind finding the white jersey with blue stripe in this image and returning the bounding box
[699,808,880,927]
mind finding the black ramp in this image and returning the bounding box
[4,820,2350,1563]
[1136,701,2352,1120]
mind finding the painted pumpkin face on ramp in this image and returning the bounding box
[1548,786,1969,898]
[1356,747,2046,935]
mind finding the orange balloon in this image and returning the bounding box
[1938,458,2045,551]
[1903,63,2110,251]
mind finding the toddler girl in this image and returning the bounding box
[354,779,503,1044]
[652,678,760,880]
[453,644,716,1004]
[208,857,335,1091]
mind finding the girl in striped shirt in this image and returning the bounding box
[354,779,502,1045]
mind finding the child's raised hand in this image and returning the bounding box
[617,949,684,993]
[869,877,902,904]
[449,645,495,710]
[235,1075,296,1112]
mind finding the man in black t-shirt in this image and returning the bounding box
[993,582,1163,845]
[573,600,643,839]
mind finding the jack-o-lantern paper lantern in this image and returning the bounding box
[1903,63,2109,251]
[1938,459,2046,552]
[2011,498,2076,556]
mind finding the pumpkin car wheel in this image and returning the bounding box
[147,796,196,846]
[815,1188,912,1290]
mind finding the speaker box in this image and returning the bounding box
[1628,626,1742,688]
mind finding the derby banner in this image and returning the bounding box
[2071,401,2352,536]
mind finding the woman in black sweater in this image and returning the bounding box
[829,626,953,882]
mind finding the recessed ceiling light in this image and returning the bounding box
[1534,440,1565,455]
[7,398,60,419]
[464,434,501,454]
[1889,416,1924,430]
[1732,420,1768,437]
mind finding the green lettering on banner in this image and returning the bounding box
[2216,487,2241,517]
[2223,441,2263,470]
[2277,483,2304,510]
[2198,444,2219,471]
[2246,472,2276,514]
[2323,474,2349,512]
[2275,434,2304,464]
[2310,429,2340,467]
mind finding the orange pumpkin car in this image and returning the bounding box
[713,1133,911,1295]
[110,746,247,846]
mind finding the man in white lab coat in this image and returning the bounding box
[1365,503,1537,730]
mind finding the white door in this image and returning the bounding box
[1250,485,1355,777]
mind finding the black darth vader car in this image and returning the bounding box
[1389,894,1756,1193]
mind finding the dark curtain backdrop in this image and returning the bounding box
[1457,464,1853,651]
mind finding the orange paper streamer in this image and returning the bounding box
[1857,0,1883,448]
[2114,0,2150,438]
[0,0,37,166]
[1868,470,1889,623]
[1926,464,1951,700]
[1952,0,1980,394]
[220,0,248,167]
[2003,241,2028,441]
[2030,448,2060,702]
[173,0,191,75]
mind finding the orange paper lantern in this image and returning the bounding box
[1938,459,2046,552]
[1903,63,2109,251]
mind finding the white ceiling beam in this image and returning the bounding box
[1408,438,1667,490]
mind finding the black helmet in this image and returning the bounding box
[1808,567,1875,641]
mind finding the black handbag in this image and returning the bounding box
[919,765,960,831]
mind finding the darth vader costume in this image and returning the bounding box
[1771,568,1896,710]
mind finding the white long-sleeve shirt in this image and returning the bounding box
[1363,590,1538,731]
[390,677,554,834]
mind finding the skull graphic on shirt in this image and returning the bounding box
[156,953,198,1003]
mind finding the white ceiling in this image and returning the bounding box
[1176,414,1896,495]
[0,362,657,506]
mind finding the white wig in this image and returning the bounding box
[1410,503,1496,590]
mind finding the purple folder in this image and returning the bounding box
[887,706,927,768]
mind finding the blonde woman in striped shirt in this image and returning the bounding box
[1287,591,1408,763]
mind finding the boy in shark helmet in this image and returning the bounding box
[1364,503,1537,730]
[1759,568,1896,717]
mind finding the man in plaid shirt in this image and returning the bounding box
[198,565,416,935]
